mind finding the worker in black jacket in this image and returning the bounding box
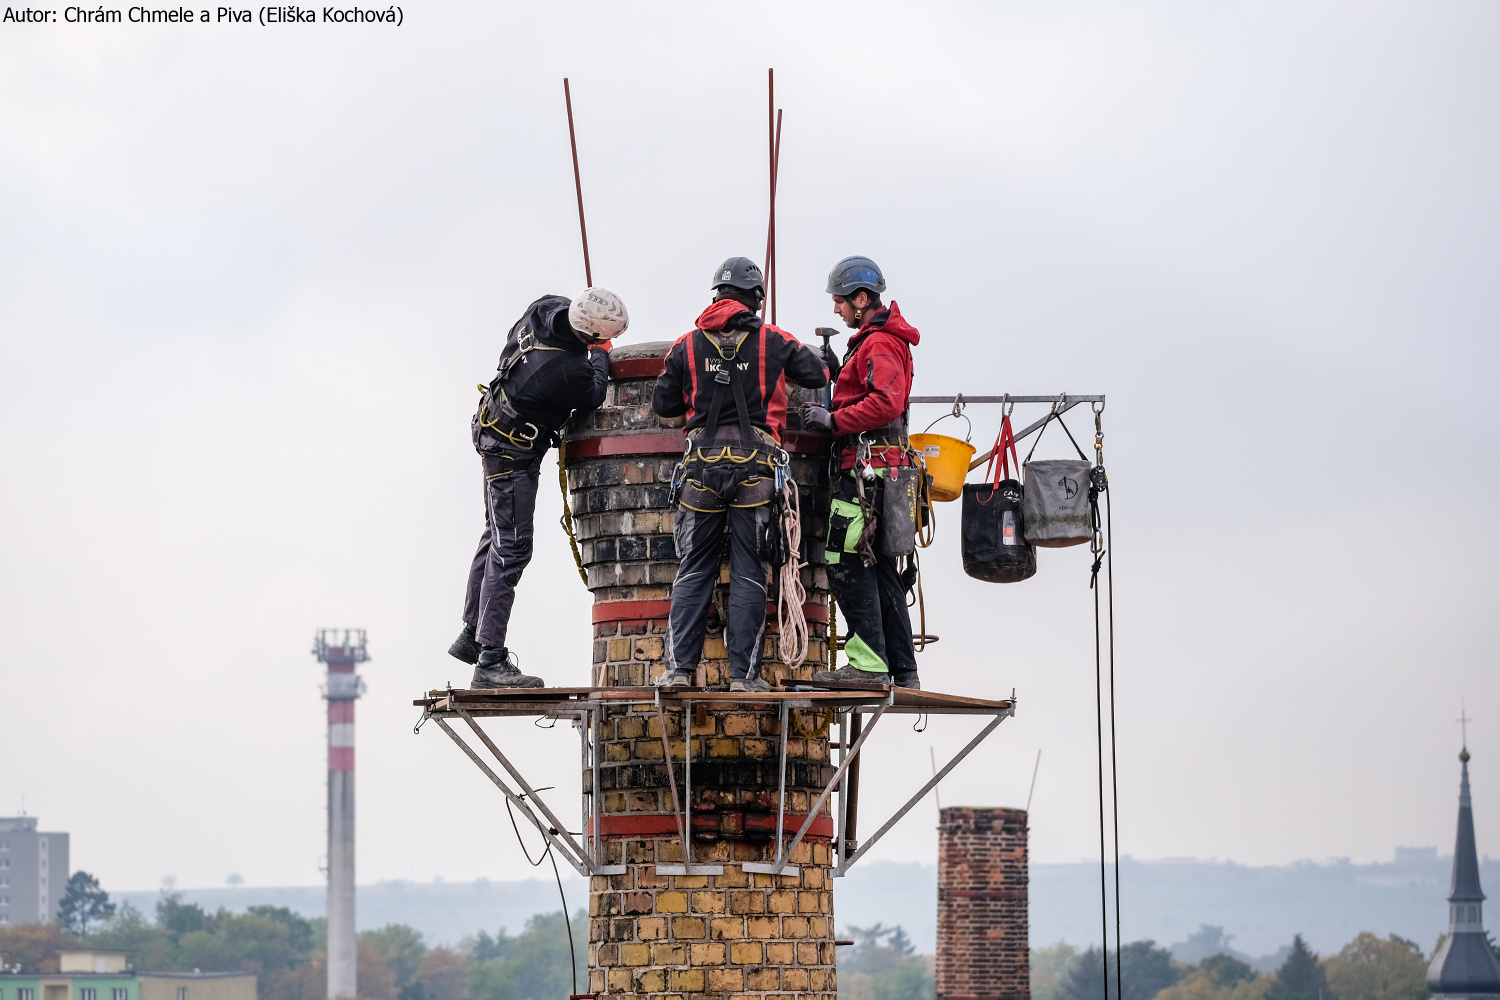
[450,288,630,688]
[652,257,828,693]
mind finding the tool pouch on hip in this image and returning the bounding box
[880,465,919,557]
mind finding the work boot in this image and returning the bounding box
[892,672,922,690]
[448,624,481,665]
[470,647,544,689]
[810,664,891,688]
[729,675,770,694]
[655,668,693,689]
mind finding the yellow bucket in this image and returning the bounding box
[909,433,976,502]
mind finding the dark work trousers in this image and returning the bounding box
[664,475,773,682]
[828,473,919,681]
[462,461,541,650]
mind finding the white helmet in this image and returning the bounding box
[568,287,629,342]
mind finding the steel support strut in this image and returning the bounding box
[654,697,723,875]
[756,693,893,876]
[744,700,794,876]
[837,710,1009,872]
[454,707,593,868]
[432,716,589,876]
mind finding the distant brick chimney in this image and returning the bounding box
[936,807,1029,1000]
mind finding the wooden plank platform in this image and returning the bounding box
[414,685,1014,717]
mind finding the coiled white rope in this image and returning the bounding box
[776,478,809,668]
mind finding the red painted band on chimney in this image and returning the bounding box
[594,813,833,841]
[608,357,667,379]
[565,431,830,459]
[592,600,828,625]
[329,747,354,771]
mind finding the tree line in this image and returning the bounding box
[7,871,1495,1000]
[0,872,587,1000]
[1031,928,1486,1000]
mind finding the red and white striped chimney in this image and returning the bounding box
[314,629,366,1000]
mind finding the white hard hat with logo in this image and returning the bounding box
[568,287,629,342]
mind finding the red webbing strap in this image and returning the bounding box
[977,414,1018,503]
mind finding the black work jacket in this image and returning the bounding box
[473,295,609,457]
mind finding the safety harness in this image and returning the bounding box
[668,331,790,512]
[475,324,569,475]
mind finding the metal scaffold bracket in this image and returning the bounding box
[416,685,1017,880]
[432,715,593,877]
[835,709,1010,875]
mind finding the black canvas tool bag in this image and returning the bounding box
[961,415,1037,583]
[880,463,920,558]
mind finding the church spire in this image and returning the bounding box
[1428,741,1500,999]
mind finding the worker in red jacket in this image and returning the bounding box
[802,256,923,689]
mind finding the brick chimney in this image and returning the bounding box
[936,806,1030,1000]
[564,341,839,1000]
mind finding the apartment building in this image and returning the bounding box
[0,818,70,926]
[0,953,254,1000]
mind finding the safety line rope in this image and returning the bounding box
[556,442,588,586]
[776,478,809,667]
[1088,402,1121,1000]
[504,794,578,996]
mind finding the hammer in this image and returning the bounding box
[815,327,843,406]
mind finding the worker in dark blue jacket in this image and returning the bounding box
[450,288,629,688]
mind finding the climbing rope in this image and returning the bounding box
[503,795,578,998]
[1087,400,1121,1000]
[555,441,588,586]
[776,477,809,667]
[827,593,839,667]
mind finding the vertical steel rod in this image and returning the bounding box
[836,711,849,870]
[655,704,688,857]
[770,108,782,325]
[684,699,693,867]
[563,78,592,287]
[775,701,789,849]
[846,710,864,849]
[592,707,603,865]
[762,67,774,319]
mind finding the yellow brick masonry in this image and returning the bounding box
[587,704,837,1000]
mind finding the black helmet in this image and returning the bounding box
[826,255,886,297]
[712,256,765,294]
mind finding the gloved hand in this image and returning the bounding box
[803,404,836,434]
[821,344,842,380]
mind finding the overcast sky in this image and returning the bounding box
[2,2,1498,931]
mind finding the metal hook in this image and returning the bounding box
[1002,393,1014,417]
[1092,399,1106,415]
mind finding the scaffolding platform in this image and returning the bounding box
[415,684,1015,880]
[415,684,1013,717]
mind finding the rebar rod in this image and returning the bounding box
[563,78,592,286]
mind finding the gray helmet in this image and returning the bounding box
[826,255,886,297]
[712,256,765,294]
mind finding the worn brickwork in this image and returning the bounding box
[937,807,1030,1000]
[563,340,838,1000]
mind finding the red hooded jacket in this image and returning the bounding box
[828,302,920,468]
[653,299,828,443]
